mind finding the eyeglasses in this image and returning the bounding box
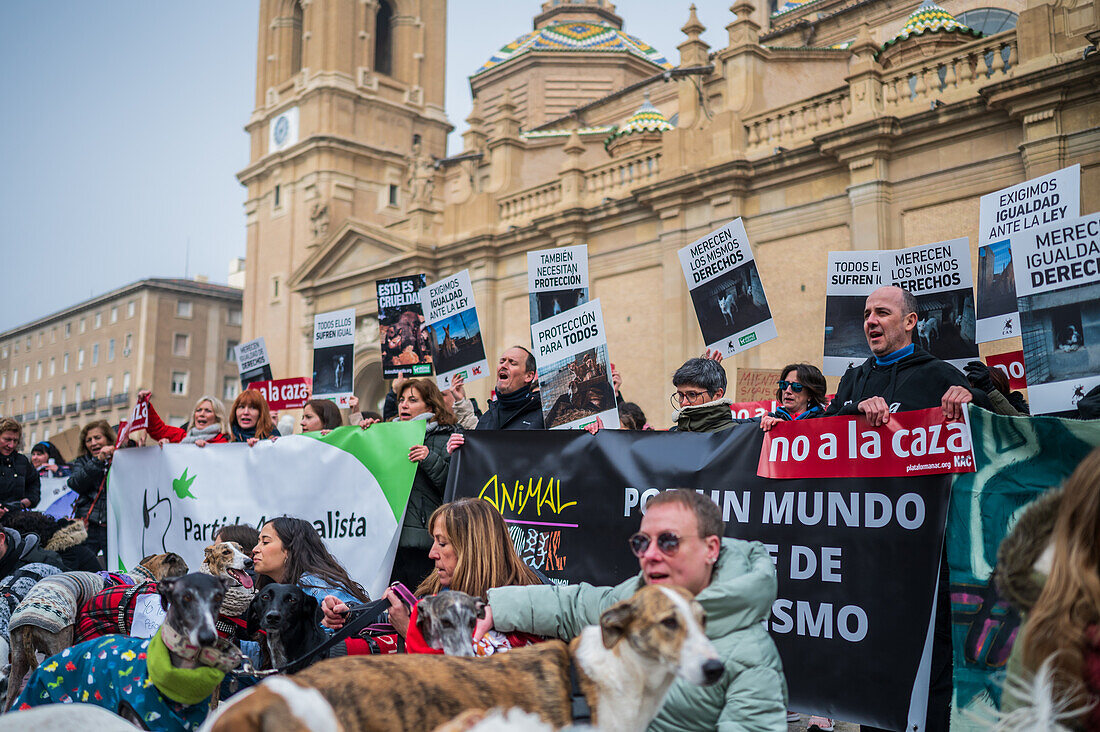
[629,531,682,557]
[670,390,710,409]
[777,380,804,393]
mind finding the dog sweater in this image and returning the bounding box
[14,634,212,731]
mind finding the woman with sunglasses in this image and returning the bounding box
[759,363,829,433]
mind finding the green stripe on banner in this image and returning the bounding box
[303,422,426,522]
[947,406,1100,729]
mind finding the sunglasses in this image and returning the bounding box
[777,380,804,393]
[629,531,682,557]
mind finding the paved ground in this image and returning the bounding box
[787,714,860,732]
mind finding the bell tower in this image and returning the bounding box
[238,0,450,379]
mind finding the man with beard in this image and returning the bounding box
[447,346,543,453]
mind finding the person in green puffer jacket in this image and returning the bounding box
[478,488,788,731]
[670,356,756,433]
[367,378,456,589]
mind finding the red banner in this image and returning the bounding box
[115,393,151,448]
[758,407,975,479]
[247,377,312,411]
[985,350,1027,391]
[729,399,777,419]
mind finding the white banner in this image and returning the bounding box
[527,244,589,326]
[1011,212,1100,414]
[107,425,423,600]
[421,270,489,390]
[531,299,620,430]
[313,308,356,407]
[976,165,1080,342]
[678,218,777,358]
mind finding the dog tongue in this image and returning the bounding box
[230,569,254,589]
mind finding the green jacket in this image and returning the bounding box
[673,398,754,433]
[488,538,788,731]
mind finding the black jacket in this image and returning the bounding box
[399,418,456,551]
[0,452,40,508]
[0,527,64,580]
[824,346,993,416]
[68,454,110,526]
[476,390,545,430]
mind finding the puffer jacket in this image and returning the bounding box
[68,454,110,526]
[399,414,455,551]
[672,398,755,433]
[488,537,788,731]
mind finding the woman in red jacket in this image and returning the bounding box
[135,389,231,446]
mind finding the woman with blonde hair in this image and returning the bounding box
[136,389,230,446]
[996,444,1100,728]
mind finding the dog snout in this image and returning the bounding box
[701,659,724,685]
[244,556,254,570]
[198,629,217,647]
[263,611,282,627]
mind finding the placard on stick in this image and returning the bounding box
[378,275,432,378]
[528,245,589,326]
[421,270,488,390]
[736,368,783,402]
[235,337,273,389]
[312,308,355,407]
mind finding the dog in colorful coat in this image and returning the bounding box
[10,573,239,732]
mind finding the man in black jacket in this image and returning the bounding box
[447,346,543,452]
[0,418,39,515]
[0,526,64,581]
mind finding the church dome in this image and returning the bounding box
[880,0,982,52]
[474,21,672,77]
[605,96,675,154]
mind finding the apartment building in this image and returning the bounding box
[0,278,243,451]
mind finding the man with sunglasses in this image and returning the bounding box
[475,489,787,731]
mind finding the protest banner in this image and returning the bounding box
[735,367,783,402]
[1011,212,1100,414]
[115,392,150,448]
[976,165,1081,343]
[882,237,979,371]
[235,337,273,389]
[34,476,76,519]
[378,274,432,378]
[947,407,1100,730]
[758,408,974,479]
[823,250,881,375]
[984,350,1027,392]
[447,428,949,730]
[312,308,356,407]
[527,244,589,326]
[247,377,312,411]
[729,399,778,419]
[531,299,620,430]
[420,270,488,390]
[679,218,776,358]
[107,423,424,599]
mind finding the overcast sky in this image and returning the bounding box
[0,2,726,332]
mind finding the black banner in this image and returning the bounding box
[446,428,950,731]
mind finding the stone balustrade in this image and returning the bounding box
[498,180,563,224]
[882,30,1018,111]
[583,150,661,201]
[744,87,853,153]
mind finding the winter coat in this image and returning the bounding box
[46,519,101,572]
[824,345,993,416]
[0,450,40,508]
[767,405,825,421]
[673,398,755,433]
[69,454,111,526]
[144,401,230,445]
[476,389,545,430]
[400,415,456,551]
[0,527,65,582]
[488,537,788,731]
[230,424,281,442]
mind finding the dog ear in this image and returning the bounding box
[475,597,487,620]
[245,594,262,636]
[599,598,635,649]
[302,593,324,627]
[158,576,177,612]
[415,598,435,643]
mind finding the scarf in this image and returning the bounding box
[231,424,256,442]
[181,423,222,445]
[874,343,914,367]
[147,630,226,705]
[496,383,532,410]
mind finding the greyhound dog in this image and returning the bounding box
[202,585,722,732]
[246,584,328,674]
[917,313,941,351]
[9,573,236,729]
[717,291,738,326]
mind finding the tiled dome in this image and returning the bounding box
[605,97,675,148]
[881,0,982,51]
[474,21,672,77]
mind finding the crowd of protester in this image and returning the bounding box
[1,284,1099,731]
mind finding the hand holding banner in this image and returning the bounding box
[115,392,151,448]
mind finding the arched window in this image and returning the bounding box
[291,0,304,75]
[375,0,394,76]
[956,8,1018,35]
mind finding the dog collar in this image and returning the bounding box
[159,621,243,673]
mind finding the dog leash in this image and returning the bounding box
[568,656,592,723]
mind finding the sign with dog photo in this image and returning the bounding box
[448,428,949,731]
[822,250,881,375]
[527,244,589,327]
[107,422,424,600]
[312,308,356,407]
[420,269,488,391]
[679,218,777,358]
[378,274,432,379]
[975,164,1080,343]
[1011,211,1100,414]
[531,299,620,430]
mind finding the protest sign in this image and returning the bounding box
[730,399,778,419]
[235,337,273,389]
[33,476,76,518]
[976,165,1081,343]
[758,408,974,479]
[823,250,881,375]
[108,423,424,599]
[447,429,949,730]
[527,244,589,326]
[378,275,432,378]
[115,392,150,448]
[735,367,783,402]
[531,299,620,430]
[312,308,356,407]
[1012,212,1100,413]
[420,270,488,390]
[984,350,1027,391]
[947,407,1100,729]
[882,238,979,371]
[247,377,312,411]
[679,218,776,358]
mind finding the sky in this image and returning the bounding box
[0,1,726,333]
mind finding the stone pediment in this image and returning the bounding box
[291,219,413,290]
